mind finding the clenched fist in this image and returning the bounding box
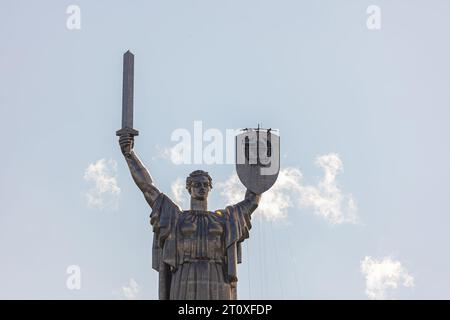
[119,134,134,157]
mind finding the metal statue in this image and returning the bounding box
[117,51,280,300]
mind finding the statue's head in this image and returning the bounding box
[186,170,212,201]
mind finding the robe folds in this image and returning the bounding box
[149,193,257,300]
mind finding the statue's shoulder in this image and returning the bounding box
[212,209,230,221]
[156,193,183,213]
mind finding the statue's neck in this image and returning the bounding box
[190,198,208,211]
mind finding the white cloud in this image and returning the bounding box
[171,177,188,207]
[216,168,297,221]
[261,167,302,221]
[216,153,358,223]
[360,256,415,300]
[122,278,140,300]
[84,158,120,210]
[298,153,358,224]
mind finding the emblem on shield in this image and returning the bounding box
[236,127,280,194]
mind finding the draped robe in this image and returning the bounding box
[149,193,258,300]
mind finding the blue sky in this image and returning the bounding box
[1,0,450,299]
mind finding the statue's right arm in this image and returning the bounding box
[125,151,161,207]
[119,135,161,208]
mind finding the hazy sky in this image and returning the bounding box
[1,0,450,299]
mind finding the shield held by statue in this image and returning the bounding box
[235,128,280,194]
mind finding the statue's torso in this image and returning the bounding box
[176,210,226,263]
[169,210,232,299]
[150,193,254,300]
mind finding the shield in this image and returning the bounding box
[235,128,280,194]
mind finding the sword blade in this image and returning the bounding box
[122,50,134,129]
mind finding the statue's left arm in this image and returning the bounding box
[237,189,261,215]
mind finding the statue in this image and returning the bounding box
[117,51,279,300]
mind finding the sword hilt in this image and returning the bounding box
[116,127,139,158]
[116,127,139,137]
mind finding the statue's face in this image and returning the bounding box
[188,176,211,201]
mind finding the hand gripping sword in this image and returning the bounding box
[116,50,139,157]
